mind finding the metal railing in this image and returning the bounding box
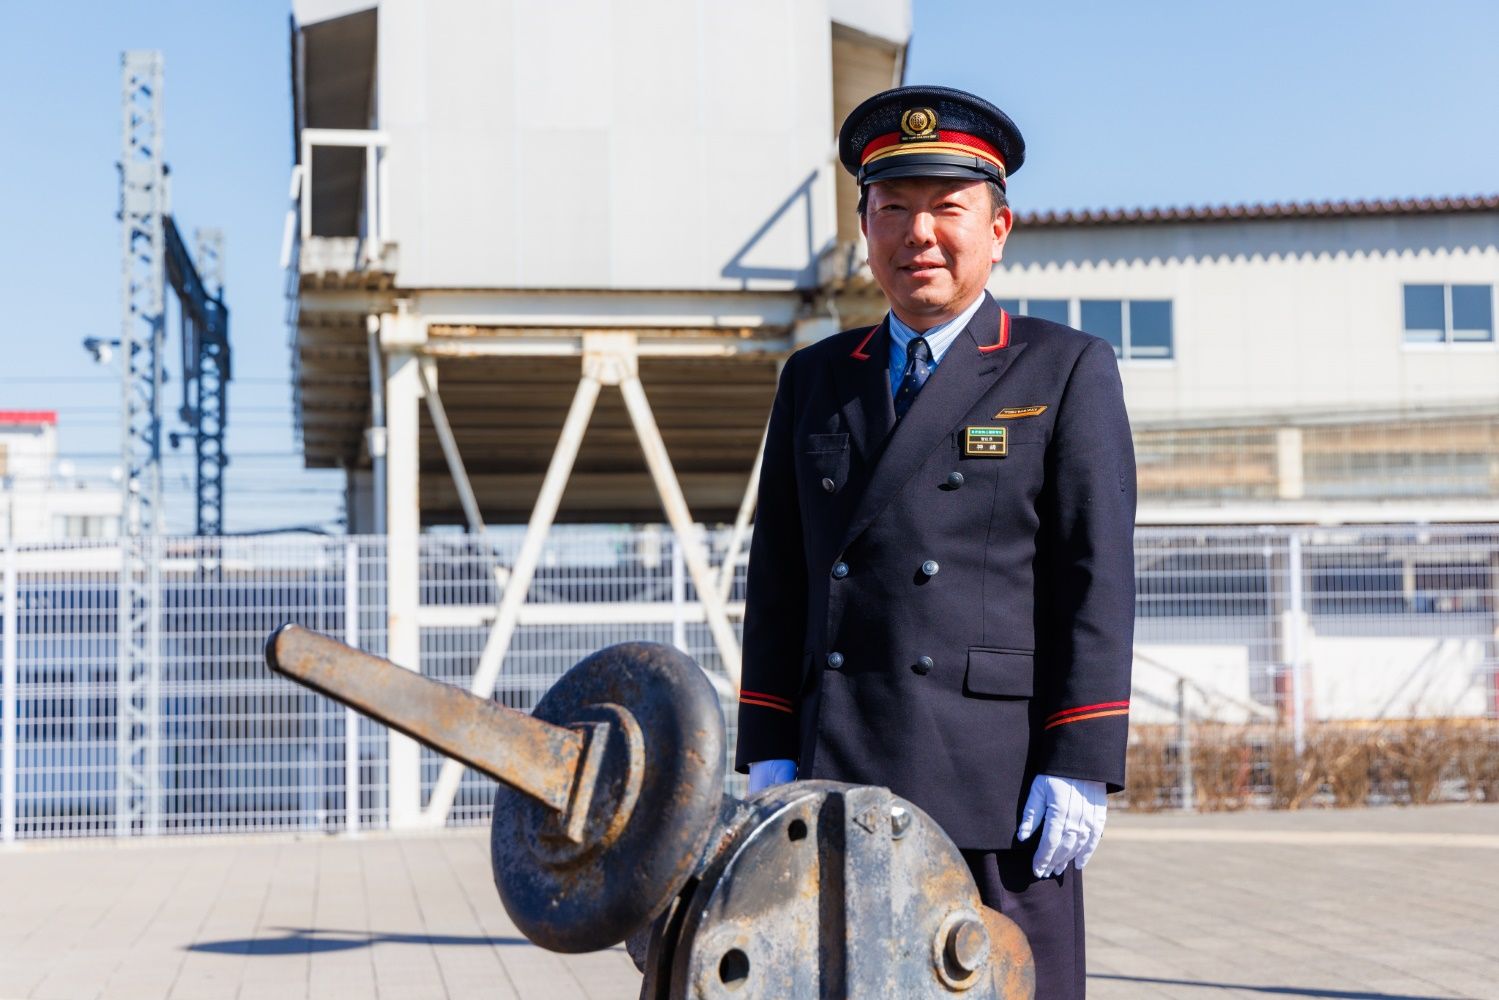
[1,524,1495,841]
[281,127,391,273]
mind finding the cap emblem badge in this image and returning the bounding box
[900,107,938,141]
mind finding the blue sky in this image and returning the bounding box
[3,1,1496,533]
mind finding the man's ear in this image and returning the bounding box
[991,205,1014,263]
[859,209,868,238]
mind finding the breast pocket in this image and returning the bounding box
[801,432,849,489]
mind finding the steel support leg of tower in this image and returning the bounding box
[717,427,766,602]
[417,358,487,537]
[384,344,423,828]
[423,332,744,826]
[416,357,508,593]
[423,370,602,824]
[618,360,743,682]
[365,317,388,536]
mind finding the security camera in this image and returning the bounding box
[82,337,113,365]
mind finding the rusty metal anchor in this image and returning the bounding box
[265,624,1034,998]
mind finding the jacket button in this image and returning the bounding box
[913,655,934,675]
[946,471,965,488]
[831,561,849,579]
[921,559,940,577]
[827,651,844,669]
[821,477,836,493]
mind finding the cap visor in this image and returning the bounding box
[862,160,1001,186]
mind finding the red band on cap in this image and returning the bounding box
[861,130,1006,172]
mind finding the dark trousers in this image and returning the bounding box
[962,848,1086,1000]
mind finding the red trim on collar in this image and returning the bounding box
[849,325,879,361]
[977,309,1011,353]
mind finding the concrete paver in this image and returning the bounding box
[0,804,1493,998]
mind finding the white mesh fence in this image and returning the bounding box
[0,524,1495,840]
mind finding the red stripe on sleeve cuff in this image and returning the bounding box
[1045,700,1130,725]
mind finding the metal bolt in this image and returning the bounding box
[890,805,912,839]
[944,918,989,976]
[921,559,939,577]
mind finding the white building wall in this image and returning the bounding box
[0,424,119,541]
[377,0,838,292]
[1131,644,1257,725]
[991,214,1499,424]
[1309,636,1491,719]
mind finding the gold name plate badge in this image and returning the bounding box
[964,426,1008,457]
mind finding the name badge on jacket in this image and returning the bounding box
[964,426,1007,457]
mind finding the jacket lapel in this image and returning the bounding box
[838,295,1026,553]
[831,318,896,464]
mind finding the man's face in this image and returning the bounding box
[860,177,1013,331]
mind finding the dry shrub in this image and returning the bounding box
[1378,723,1455,804]
[1124,727,1173,811]
[1269,730,1323,810]
[1318,727,1374,807]
[1123,719,1496,811]
[1191,725,1256,811]
[1451,721,1499,802]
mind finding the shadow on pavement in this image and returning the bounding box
[1090,974,1462,999]
[187,927,532,955]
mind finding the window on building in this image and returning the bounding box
[997,297,1175,360]
[996,298,1070,325]
[53,514,116,539]
[1081,299,1174,361]
[1080,300,1123,355]
[1129,301,1174,359]
[1403,283,1494,344]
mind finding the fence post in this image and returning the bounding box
[2,535,16,842]
[146,532,163,836]
[1288,531,1307,757]
[1176,677,1194,813]
[344,540,360,836]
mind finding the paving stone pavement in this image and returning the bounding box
[0,803,1494,999]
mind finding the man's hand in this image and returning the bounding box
[748,758,797,793]
[1016,774,1108,879]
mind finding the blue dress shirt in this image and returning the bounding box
[886,294,988,395]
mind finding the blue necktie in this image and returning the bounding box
[893,336,932,419]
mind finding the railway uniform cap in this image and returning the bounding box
[838,84,1025,189]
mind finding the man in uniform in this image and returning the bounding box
[734,85,1136,998]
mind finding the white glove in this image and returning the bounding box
[748,758,797,793]
[1016,774,1108,879]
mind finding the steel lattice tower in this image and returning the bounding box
[193,229,229,536]
[175,226,231,537]
[116,50,166,834]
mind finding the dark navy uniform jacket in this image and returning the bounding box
[734,292,1137,850]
